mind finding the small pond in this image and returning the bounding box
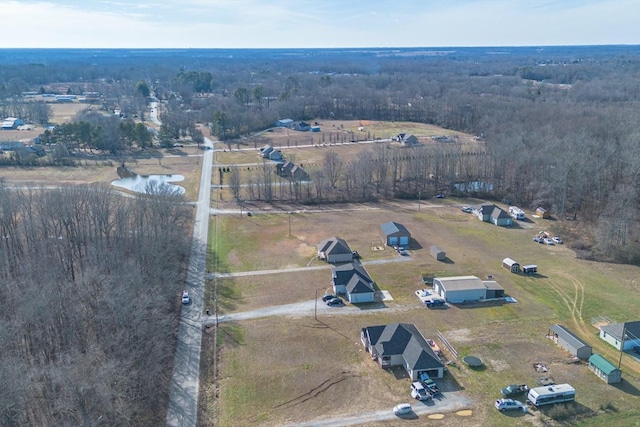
[111,174,185,195]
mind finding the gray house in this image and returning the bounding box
[588,354,622,384]
[332,263,375,303]
[317,237,353,264]
[361,323,444,380]
[549,324,592,359]
[433,275,505,303]
[393,133,419,146]
[476,204,512,226]
[380,222,411,247]
[599,320,640,351]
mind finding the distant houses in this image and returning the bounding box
[1,117,25,130]
[276,161,310,182]
[392,133,419,146]
[258,144,283,161]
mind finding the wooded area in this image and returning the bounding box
[0,181,192,425]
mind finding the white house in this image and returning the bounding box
[599,320,640,351]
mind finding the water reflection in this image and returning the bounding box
[111,174,185,195]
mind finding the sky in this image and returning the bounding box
[1,0,639,49]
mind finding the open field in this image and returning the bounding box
[204,198,640,426]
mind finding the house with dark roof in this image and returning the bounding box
[380,221,411,247]
[361,323,444,379]
[276,118,294,127]
[393,133,419,146]
[317,237,353,264]
[332,263,375,303]
[599,320,640,351]
[588,354,621,384]
[549,324,592,359]
[475,204,512,226]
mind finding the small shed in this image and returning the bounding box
[430,246,446,261]
[523,264,538,275]
[549,324,592,359]
[588,354,621,384]
[380,222,411,247]
[502,258,520,273]
[536,207,550,219]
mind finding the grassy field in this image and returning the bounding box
[203,197,640,427]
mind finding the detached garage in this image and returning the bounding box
[549,324,592,359]
[433,276,504,303]
[380,222,411,247]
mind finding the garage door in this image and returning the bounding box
[388,236,398,245]
[399,236,410,246]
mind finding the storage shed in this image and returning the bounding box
[523,264,538,275]
[380,222,411,247]
[536,207,550,219]
[549,324,592,359]
[588,354,621,384]
[430,246,446,261]
[502,258,520,273]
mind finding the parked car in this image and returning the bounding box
[533,236,544,243]
[544,238,555,245]
[435,193,445,198]
[326,298,343,307]
[393,403,412,416]
[173,143,184,148]
[397,247,408,256]
[495,398,526,412]
[425,299,446,308]
[461,206,473,213]
[420,375,440,394]
[181,290,190,305]
[501,384,529,398]
[551,237,563,244]
[322,294,337,302]
[415,289,431,298]
[410,382,431,400]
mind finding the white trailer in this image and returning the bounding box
[509,206,526,220]
[527,383,575,407]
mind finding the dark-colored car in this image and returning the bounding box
[633,346,640,355]
[322,294,338,302]
[500,384,529,398]
[425,299,446,308]
[326,298,343,307]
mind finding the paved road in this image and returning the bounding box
[165,137,214,427]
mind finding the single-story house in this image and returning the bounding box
[588,354,622,384]
[293,121,311,132]
[433,275,505,303]
[549,324,592,359]
[502,258,520,273]
[1,117,24,130]
[393,133,419,146]
[380,222,411,247]
[599,320,640,351]
[259,144,274,158]
[475,204,512,226]
[267,149,283,161]
[277,161,309,181]
[361,323,445,380]
[317,237,353,264]
[430,246,446,261]
[332,263,375,303]
[276,118,294,128]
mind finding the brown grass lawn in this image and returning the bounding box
[203,198,640,427]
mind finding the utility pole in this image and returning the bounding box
[314,289,318,321]
[618,325,626,369]
[288,211,292,237]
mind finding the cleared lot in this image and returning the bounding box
[204,199,640,427]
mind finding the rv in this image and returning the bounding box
[527,383,575,407]
[509,206,526,220]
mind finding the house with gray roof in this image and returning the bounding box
[599,320,640,351]
[475,204,512,226]
[393,133,419,146]
[361,323,444,379]
[317,237,353,264]
[549,324,592,359]
[332,263,375,303]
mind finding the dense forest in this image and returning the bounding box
[0,182,192,425]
